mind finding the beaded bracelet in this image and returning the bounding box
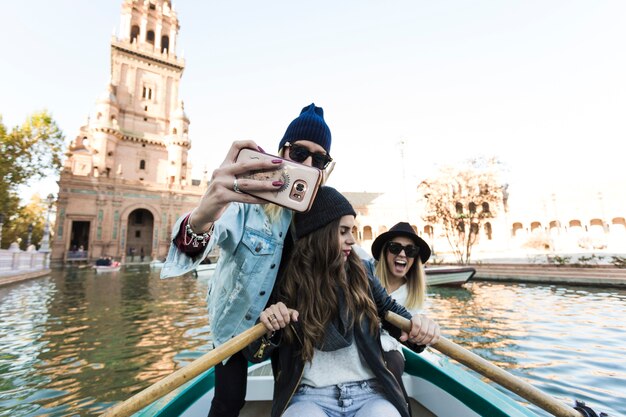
[184,221,214,248]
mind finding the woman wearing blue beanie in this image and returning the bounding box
[162,103,333,417]
[249,186,441,417]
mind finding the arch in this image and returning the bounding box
[455,202,463,214]
[589,218,603,227]
[139,159,146,170]
[130,25,140,43]
[612,217,626,227]
[530,222,542,233]
[484,222,493,240]
[482,202,490,213]
[411,224,418,234]
[378,225,388,234]
[424,225,434,239]
[363,226,373,241]
[146,30,155,45]
[512,222,523,238]
[569,219,582,228]
[161,35,170,53]
[125,208,154,262]
[469,202,477,214]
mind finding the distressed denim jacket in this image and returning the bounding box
[161,203,293,347]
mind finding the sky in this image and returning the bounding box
[2,0,625,203]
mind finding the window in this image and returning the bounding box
[135,230,141,238]
[131,25,140,43]
[161,35,170,53]
[139,160,146,170]
[147,30,155,45]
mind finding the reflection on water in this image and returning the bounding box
[426,282,626,416]
[0,267,210,416]
[0,269,624,416]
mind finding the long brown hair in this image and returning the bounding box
[278,218,379,362]
[375,250,426,311]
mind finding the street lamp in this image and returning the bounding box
[39,194,55,253]
[27,223,34,249]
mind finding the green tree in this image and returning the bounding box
[418,157,508,264]
[1,195,47,250]
[0,112,65,248]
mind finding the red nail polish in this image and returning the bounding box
[272,181,284,187]
[272,159,282,164]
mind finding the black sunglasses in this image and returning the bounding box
[285,142,332,170]
[386,242,420,258]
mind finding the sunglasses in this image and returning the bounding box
[386,242,420,258]
[284,142,333,170]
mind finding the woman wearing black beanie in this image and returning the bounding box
[250,186,441,417]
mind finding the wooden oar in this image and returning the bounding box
[385,311,583,417]
[101,322,267,417]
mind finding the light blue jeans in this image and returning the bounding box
[282,379,401,417]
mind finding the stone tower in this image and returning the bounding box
[52,0,203,265]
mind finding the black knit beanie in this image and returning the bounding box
[278,103,332,154]
[294,186,356,239]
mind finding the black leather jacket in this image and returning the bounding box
[247,262,421,417]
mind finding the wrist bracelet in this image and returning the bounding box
[184,221,214,248]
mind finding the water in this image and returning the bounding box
[0,267,624,417]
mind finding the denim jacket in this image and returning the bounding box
[161,203,293,347]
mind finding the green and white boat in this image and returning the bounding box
[133,348,538,417]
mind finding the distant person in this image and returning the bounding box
[162,103,335,417]
[370,221,432,399]
[249,187,440,417]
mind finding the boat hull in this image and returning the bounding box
[425,266,476,286]
[132,348,537,417]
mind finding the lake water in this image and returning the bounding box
[0,267,624,416]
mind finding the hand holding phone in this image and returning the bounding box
[235,148,322,212]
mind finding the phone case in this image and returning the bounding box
[235,148,322,212]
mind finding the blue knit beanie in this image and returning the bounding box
[278,103,332,154]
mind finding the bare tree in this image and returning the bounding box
[418,157,507,264]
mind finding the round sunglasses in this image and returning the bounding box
[386,242,420,258]
[284,142,332,170]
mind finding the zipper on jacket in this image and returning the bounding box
[280,324,304,416]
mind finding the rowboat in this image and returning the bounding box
[426,266,476,287]
[150,260,165,269]
[93,264,121,273]
[133,347,538,417]
[195,263,216,280]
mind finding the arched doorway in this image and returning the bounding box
[126,209,154,262]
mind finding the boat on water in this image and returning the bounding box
[150,260,165,269]
[133,347,537,417]
[93,264,121,273]
[195,263,216,279]
[426,266,476,287]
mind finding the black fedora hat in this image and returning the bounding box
[371,222,431,263]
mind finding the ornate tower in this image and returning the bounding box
[53,1,202,265]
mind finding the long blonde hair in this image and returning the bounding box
[375,253,426,311]
[278,219,379,362]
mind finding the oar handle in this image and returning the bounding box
[101,322,268,417]
[385,311,583,417]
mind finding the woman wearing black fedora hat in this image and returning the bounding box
[371,222,431,314]
[370,221,432,399]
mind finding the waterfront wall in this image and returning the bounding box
[0,249,51,286]
[471,263,626,287]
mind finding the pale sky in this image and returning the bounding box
[2,1,625,202]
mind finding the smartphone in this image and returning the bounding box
[235,148,322,212]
